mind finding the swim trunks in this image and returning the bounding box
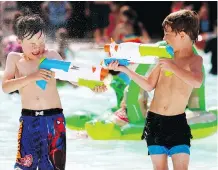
[14,108,66,170]
[141,111,192,156]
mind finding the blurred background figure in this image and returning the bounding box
[41,1,72,40]
[106,1,124,40]
[55,28,69,60]
[198,2,210,33]
[0,29,3,69]
[1,1,18,37]
[113,7,150,43]
[204,20,217,75]
[171,1,193,12]
[0,3,28,69]
[110,86,149,127]
[85,1,110,45]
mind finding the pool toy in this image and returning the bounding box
[65,75,127,130]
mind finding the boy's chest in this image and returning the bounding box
[16,60,40,76]
[174,59,191,71]
[158,59,192,88]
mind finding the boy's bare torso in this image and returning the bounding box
[150,56,197,115]
[13,50,62,110]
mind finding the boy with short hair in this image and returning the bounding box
[108,10,203,170]
[2,14,106,170]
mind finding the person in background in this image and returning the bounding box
[55,28,69,60]
[204,20,217,75]
[113,8,150,43]
[198,2,210,33]
[41,1,72,40]
[85,1,110,44]
[110,86,149,127]
[0,29,3,69]
[107,2,124,40]
[171,1,193,13]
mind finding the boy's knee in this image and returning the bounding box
[173,164,188,170]
[153,164,168,170]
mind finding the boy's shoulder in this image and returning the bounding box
[44,49,62,60]
[7,52,23,62]
[189,54,203,66]
[193,54,203,61]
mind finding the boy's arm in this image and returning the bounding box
[109,61,161,92]
[160,57,203,88]
[2,53,33,93]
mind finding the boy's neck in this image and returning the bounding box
[174,45,194,59]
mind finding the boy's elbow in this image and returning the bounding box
[145,80,155,92]
[146,83,154,92]
[193,77,203,88]
[193,81,203,88]
[2,83,11,94]
[147,86,154,92]
[2,84,8,93]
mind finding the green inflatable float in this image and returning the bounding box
[66,75,127,130]
[85,41,217,140]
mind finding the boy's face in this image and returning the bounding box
[163,25,183,51]
[18,31,46,60]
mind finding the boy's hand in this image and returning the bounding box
[107,61,126,72]
[92,84,107,93]
[159,59,176,72]
[28,69,55,82]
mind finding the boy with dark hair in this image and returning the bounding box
[2,14,106,170]
[108,10,203,170]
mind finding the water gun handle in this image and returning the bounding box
[36,80,47,90]
[78,79,104,89]
[36,58,71,90]
[104,58,130,66]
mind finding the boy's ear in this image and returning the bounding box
[16,38,22,44]
[179,31,186,39]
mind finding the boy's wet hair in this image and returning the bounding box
[162,10,199,42]
[15,14,45,40]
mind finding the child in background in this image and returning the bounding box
[85,1,110,44]
[113,8,150,43]
[204,20,217,75]
[107,2,124,40]
[198,2,210,33]
[110,86,149,127]
[3,11,23,59]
